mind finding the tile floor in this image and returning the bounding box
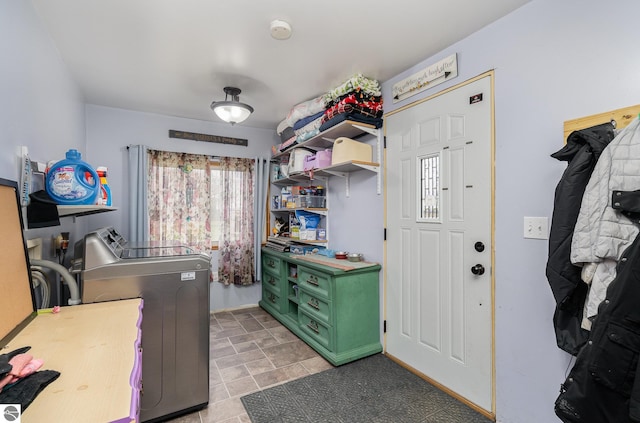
[166,305,334,423]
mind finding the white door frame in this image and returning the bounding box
[383,70,496,419]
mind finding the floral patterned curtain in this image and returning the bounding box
[218,157,255,285]
[147,149,211,251]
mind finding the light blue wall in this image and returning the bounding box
[326,133,383,264]
[0,0,87,264]
[381,0,640,421]
[325,132,384,338]
[84,104,279,311]
[0,0,86,179]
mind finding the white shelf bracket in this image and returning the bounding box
[353,164,379,173]
[352,123,382,195]
[376,129,382,195]
[352,124,379,137]
[345,172,351,197]
[321,170,348,178]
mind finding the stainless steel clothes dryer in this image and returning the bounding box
[73,227,210,422]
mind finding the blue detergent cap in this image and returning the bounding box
[65,149,81,160]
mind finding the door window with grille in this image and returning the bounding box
[418,153,440,221]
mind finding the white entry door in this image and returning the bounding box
[385,73,493,412]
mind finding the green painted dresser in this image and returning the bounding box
[260,248,382,366]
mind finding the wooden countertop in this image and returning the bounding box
[2,299,142,423]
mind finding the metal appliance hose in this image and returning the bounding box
[30,258,81,305]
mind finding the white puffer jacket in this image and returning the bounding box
[571,118,640,326]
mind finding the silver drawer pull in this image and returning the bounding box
[306,275,319,286]
[267,276,276,286]
[268,259,276,268]
[307,298,320,310]
[307,320,320,334]
[269,293,277,303]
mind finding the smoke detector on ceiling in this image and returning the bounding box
[270,19,292,40]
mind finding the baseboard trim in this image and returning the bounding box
[210,303,260,314]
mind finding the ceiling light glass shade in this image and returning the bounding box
[210,87,254,125]
[212,102,253,124]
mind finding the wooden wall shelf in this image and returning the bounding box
[563,104,640,141]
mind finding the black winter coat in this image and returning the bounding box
[555,190,640,422]
[546,123,615,355]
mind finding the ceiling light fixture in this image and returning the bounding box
[210,87,254,125]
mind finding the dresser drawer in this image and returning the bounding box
[299,288,332,325]
[262,270,281,294]
[298,266,331,299]
[299,309,333,351]
[262,285,282,310]
[262,254,283,276]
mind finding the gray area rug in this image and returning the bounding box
[241,354,492,423]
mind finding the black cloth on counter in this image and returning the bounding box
[0,347,31,379]
[27,190,60,229]
[0,370,60,411]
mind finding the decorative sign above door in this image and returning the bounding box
[392,53,458,103]
[169,130,248,146]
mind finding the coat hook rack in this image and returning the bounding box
[564,104,640,141]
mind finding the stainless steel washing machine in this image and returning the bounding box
[73,227,210,422]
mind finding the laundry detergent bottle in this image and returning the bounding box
[96,166,111,206]
[46,149,100,205]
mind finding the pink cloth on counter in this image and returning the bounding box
[8,354,33,378]
[0,354,43,392]
[19,358,43,378]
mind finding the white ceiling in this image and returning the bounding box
[31,0,530,130]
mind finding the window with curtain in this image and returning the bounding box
[146,150,260,286]
[147,149,212,251]
[216,157,256,286]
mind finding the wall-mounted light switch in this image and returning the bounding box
[523,216,549,240]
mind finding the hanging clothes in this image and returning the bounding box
[571,118,640,329]
[556,118,640,422]
[546,122,615,355]
[556,197,640,422]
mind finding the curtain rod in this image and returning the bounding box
[126,145,266,162]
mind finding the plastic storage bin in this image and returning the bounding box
[332,137,372,165]
[290,245,325,255]
[285,195,326,209]
[304,196,325,208]
[315,149,333,168]
[303,149,333,171]
[288,148,314,174]
[303,154,316,172]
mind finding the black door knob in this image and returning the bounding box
[471,264,485,275]
[474,242,485,252]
